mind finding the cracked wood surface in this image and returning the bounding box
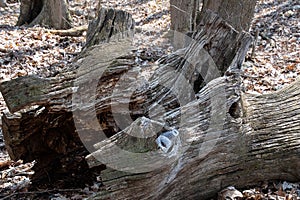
[0,8,299,199]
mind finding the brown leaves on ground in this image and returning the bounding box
[0,0,299,199]
[243,0,300,94]
[219,182,300,200]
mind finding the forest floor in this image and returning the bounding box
[0,0,299,199]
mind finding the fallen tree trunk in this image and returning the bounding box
[1,7,135,185]
[86,76,300,199]
[0,8,299,199]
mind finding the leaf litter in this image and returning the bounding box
[0,0,299,199]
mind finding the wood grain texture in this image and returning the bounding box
[0,9,299,199]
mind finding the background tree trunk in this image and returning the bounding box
[170,0,257,49]
[170,0,200,32]
[170,0,200,49]
[17,0,73,29]
[201,0,257,31]
[1,7,299,199]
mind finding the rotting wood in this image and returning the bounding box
[1,7,136,184]
[0,8,299,199]
[86,76,300,200]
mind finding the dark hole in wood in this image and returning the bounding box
[193,73,205,93]
[28,0,43,23]
[229,101,240,119]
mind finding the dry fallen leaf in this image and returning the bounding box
[218,186,243,200]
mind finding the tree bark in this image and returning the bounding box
[86,76,300,200]
[84,7,135,49]
[170,0,200,49]
[1,7,134,184]
[201,0,257,31]
[0,8,299,199]
[170,0,199,32]
[17,0,73,29]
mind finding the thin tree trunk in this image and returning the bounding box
[170,0,200,49]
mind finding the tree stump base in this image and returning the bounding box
[17,0,73,29]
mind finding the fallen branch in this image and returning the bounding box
[47,25,88,37]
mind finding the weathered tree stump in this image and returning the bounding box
[1,7,135,185]
[0,8,299,199]
[85,8,134,49]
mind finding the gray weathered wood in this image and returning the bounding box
[85,7,135,49]
[201,0,257,31]
[1,8,299,199]
[87,76,300,199]
[1,10,250,133]
[1,8,136,183]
